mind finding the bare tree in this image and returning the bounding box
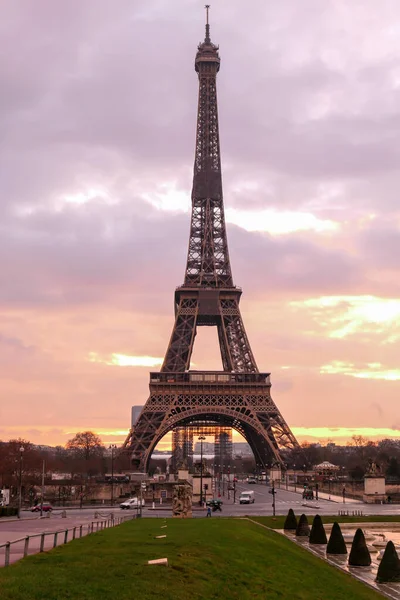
[66,431,104,460]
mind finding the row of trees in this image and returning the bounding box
[1,433,400,489]
[0,432,131,489]
[286,436,400,480]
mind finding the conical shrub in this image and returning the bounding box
[376,541,400,583]
[295,513,310,537]
[326,522,347,555]
[283,508,297,531]
[348,528,371,566]
[309,514,327,544]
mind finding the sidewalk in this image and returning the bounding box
[281,484,363,504]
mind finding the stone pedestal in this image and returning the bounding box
[177,469,190,481]
[270,466,282,483]
[192,475,212,504]
[363,475,386,503]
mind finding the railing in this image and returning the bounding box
[0,514,135,568]
[150,371,271,385]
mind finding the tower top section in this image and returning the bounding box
[195,4,220,73]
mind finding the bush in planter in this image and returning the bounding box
[376,541,400,583]
[326,521,347,555]
[283,508,297,531]
[0,506,18,518]
[295,513,310,537]
[309,514,327,544]
[348,528,371,566]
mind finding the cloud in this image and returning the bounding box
[89,352,163,368]
[320,360,400,381]
[290,296,400,340]
[2,0,400,446]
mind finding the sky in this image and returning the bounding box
[2,0,400,449]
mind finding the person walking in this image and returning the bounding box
[206,506,212,517]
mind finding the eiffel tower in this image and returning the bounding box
[127,7,300,470]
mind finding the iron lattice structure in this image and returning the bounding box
[126,11,300,471]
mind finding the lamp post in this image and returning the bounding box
[109,444,117,506]
[18,446,24,518]
[269,481,277,516]
[198,435,205,506]
[40,460,45,517]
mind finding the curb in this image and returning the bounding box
[0,516,40,525]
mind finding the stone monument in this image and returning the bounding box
[363,460,386,503]
[172,484,193,518]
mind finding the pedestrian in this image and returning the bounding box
[206,506,212,517]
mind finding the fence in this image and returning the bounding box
[0,513,135,568]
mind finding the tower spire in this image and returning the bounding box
[205,4,210,42]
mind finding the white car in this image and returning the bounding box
[120,497,145,509]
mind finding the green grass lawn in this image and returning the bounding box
[252,514,400,529]
[0,518,386,600]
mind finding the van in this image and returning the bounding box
[120,497,145,509]
[239,490,255,504]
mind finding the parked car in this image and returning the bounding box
[30,503,53,512]
[120,497,145,509]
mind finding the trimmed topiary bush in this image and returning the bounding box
[376,541,400,583]
[309,514,327,544]
[283,508,297,531]
[295,513,310,537]
[348,528,371,566]
[327,521,347,555]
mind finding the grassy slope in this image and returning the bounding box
[0,518,385,600]
[252,514,400,529]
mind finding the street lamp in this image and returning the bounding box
[269,481,277,516]
[198,436,205,506]
[40,459,45,517]
[18,446,24,518]
[109,445,117,506]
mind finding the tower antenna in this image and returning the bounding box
[205,4,210,42]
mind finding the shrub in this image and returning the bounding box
[326,522,347,555]
[309,514,327,544]
[0,506,18,518]
[283,509,297,531]
[295,513,310,537]
[376,541,400,583]
[348,528,371,566]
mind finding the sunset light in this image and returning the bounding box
[89,353,163,368]
[290,296,400,339]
